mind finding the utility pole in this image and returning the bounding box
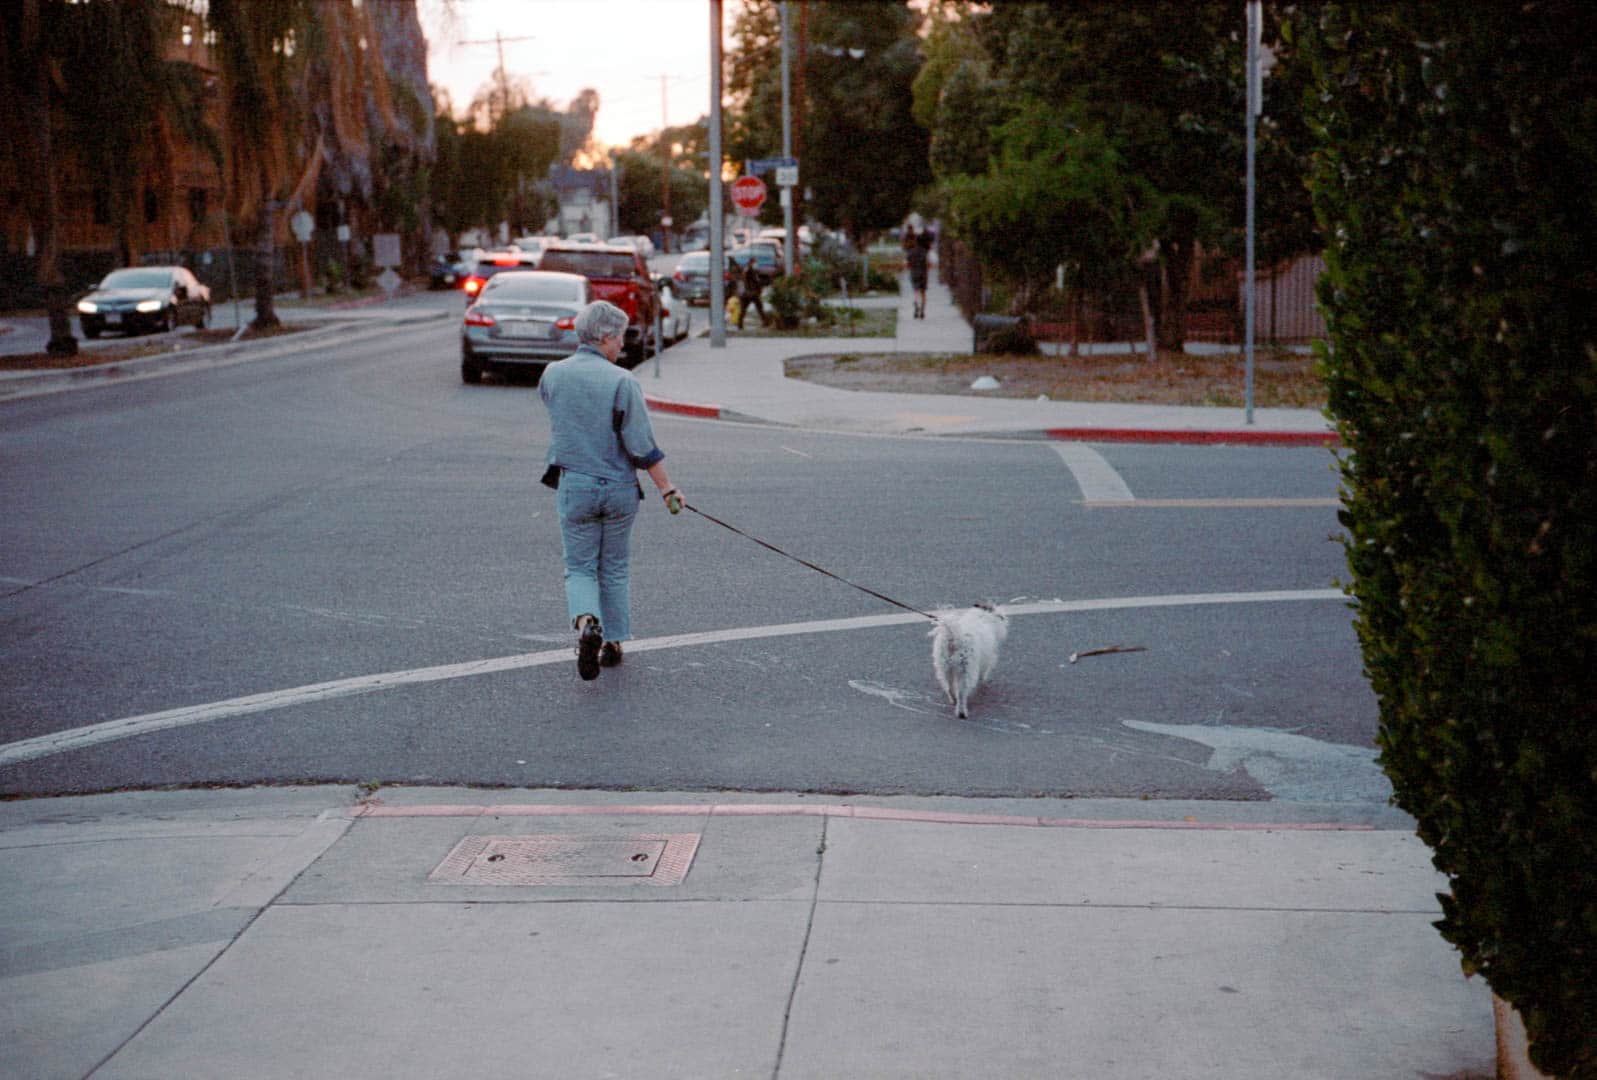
[780,1,794,276]
[1244,1,1261,425]
[660,75,672,253]
[458,32,534,122]
[709,0,726,347]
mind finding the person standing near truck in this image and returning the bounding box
[539,300,683,680]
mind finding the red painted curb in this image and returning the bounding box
[347,802,1374,831]
[644,395,723,419]
[1045,427,1339,447]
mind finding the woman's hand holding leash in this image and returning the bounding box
[662,488,683,515]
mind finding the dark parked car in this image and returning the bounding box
[429,251,471,289]
[461,270,592,384]
[76,266,211,337]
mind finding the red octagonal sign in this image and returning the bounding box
[730,174,767,213]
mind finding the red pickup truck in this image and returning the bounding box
[536,242,658,365]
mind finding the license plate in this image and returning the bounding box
[107,313,121,325]
[500,320,551,339]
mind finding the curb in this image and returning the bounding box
[1044,426,1340,447]
[0,310,448,401]
[643,394,724,419]
[348,801,1376,831]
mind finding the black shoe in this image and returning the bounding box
[576,617,603,681]
[599,642,623,668]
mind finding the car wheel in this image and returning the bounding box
[461,348,484,384]
[162,309,175,334]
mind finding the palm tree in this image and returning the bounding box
[0,0,77,356]
[207,0,312,331]
[56,0,215,268]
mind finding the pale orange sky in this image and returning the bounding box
[419,0,717,148]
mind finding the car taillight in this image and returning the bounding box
[672,269,686,281]
[464,277,484,295]
[554,316,576,330]
[660,307,670,318]
[464,307,495,327]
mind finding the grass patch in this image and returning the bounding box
[729,305,896,339]
[784,348,1327,409]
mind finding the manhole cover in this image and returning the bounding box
[427,834,700,886]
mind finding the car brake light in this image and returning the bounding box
[492,256,519,266]
[660,307,670,318]
[464,277,484,295]
[464,307,495,327]
[672,269,686,281]
[554,316,576,330]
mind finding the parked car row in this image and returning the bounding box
[457,236,695,385]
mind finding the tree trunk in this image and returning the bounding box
[252,190,281,330]
[1158,214,1198,353]
[15,0,78,357]
[1139,280,1157,361]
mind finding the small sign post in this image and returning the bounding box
[290,210,314,299]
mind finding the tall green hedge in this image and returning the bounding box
[1293,5,1596,1075]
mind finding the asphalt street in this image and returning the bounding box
[0,299,1370,804]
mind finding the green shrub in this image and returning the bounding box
[1297,6,1597,1074]
[765,274,809,330]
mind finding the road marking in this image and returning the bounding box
[1052,442,1135,502]
[1083,498,1340,509]
[0,588,1343,767]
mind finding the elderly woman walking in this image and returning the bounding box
[539,300,683,680]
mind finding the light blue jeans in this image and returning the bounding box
[556,472,641,642]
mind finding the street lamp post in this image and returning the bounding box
[708,0,726,347]
[780,1,795,276]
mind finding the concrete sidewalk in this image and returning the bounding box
[0,785,1492,1079]
[634,271,1337,444]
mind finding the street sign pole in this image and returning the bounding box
[780,1,795,276]
[1244,0,1261,425]
[708,0,725,348]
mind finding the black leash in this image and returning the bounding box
[681,502,938,621]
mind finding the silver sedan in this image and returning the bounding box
[460,271,592,385]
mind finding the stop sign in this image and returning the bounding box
[730,174,767,214]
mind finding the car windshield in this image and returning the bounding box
[538,251,638,278]
[484,275,584,303]
[100,268,172,289]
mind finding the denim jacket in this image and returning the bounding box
[539,346,665,488]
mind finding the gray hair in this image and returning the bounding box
[575,300,629,347]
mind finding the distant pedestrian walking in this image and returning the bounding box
[906,229,932,319]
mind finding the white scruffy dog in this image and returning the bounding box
[930,603,1009,719]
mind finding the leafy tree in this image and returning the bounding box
[799,2,930,246]
[726,0,930,245]
[614,131,708,242]
[942,102,1153,319]
[939,2,1314,348]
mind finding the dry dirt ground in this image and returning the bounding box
[784,348,1327,410]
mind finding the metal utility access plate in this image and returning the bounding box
[427,833,700,887]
